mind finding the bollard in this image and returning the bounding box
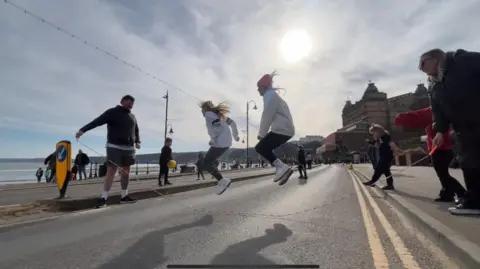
[146,161,149,174]
[135,161,139,175]
[94,162,98,178]
[89,163,93,178]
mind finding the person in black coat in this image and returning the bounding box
[297,145,308,179]
[159,138,173,186]
[420,48,480,214]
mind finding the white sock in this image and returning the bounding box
[273,159,284,167]
[101,190,109,200]
[121,189,128,198]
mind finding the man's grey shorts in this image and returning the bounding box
[106,147,136,167]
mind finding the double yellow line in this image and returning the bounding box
[348,170,421,269]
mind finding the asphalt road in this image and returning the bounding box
[0,165,458,269]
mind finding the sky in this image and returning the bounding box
[1,0,480,159]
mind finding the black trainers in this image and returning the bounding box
[382,185,395,191]
[95,198,107,208]
[120,195,136,204]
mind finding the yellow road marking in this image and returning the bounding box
[348,170,389,269]
[351,171,421,269]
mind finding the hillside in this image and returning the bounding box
[1,141,323,164]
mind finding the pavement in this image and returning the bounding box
[0,164,458,269]
[0,168,265,206]
[354,163,480,269]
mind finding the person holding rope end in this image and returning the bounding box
[255,72,295,186]
[419,48,480,215]
[363,124,403,190]
[75,95,140,208]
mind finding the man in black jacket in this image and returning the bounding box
[419,48,480,215]
[159,137,173,186]
[74,149,90,180]
[297,145,308,179]
[75,95,141,208]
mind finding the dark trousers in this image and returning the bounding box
[457,132,480,206]
[298,162,307,178]
[369,158,393,186]
[159,165,169,184]
[369,152,377,169]
[202,147,229,181]
[255,132,292,163]
[431,149,466,198]
[197,167,205,179]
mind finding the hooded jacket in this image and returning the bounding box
[395,106,452,151]
[259,89,295,138]
[204,111,239,148]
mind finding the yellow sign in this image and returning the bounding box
[55,140,72,191]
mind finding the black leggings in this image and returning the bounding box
[201,147,229,181]
[370,158,393,186]
[255,132,292,163]
[298,162,307,177]
[432,149,465,197]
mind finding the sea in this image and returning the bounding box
[0,162,160,185]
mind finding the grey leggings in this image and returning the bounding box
[201,147,229,181]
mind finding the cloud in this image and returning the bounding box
[1,0,480,158]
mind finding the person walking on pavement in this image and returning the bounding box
[297,145,308,179]
[43,151,56,183]
[159,138,173,186]
[254,72,295,186]
[200,101,240,195]
[36,167,43,183]
[306,153,312,169]
[395,105,466,203]
[74,149,90,180]
[196,153,205,180]
[366,139,378,169]
[363,124,403,190]
[419,48,480,215]
[75,95,141,208]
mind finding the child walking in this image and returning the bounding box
[363,124,403,190]
[158,138,173,186]
[200,101,240,195]
[254,72,295,185]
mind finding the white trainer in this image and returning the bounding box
[273,164,291,183]
[215,178,232,195]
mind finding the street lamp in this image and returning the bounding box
[246,100,257,167]
[162,91,170,140]
[166,124,174,136]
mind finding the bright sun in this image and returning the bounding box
[280,29,312,63]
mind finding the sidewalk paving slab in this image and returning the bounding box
[353,164,480,269]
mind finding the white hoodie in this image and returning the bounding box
[259,89,295,138]
[204,111,239,148]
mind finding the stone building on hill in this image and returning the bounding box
[318,81,430,157]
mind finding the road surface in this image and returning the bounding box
[0,165,457,269]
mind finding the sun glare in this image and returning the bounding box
[280,29,312,63]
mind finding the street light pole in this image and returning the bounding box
[246,100,257,167]
[163,91,169,141]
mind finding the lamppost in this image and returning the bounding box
[246,100,257,167]
[162,91,170,140]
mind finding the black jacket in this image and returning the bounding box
[298,149,306,164]
[74,153,90,166]
[159,145,172,167]
[431,49,480,134]
[80,105,140,147]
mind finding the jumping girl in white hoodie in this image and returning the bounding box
[255,72,295,185]
[200,101,240,195]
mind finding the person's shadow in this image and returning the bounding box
[210,223,293,267]
[95,214,214,269]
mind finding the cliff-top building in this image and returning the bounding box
[318,81,430,156]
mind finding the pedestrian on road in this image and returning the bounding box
[200,101,240,195]
[254,72,295,186]
[43,151,56,183]
[35,167,43,183]
[363,124,403,190]
[419,48,480,215]
[395,105,466,203]
[297,145,308,179]
[306,153,313,169]
[366,139,378,169]
[74,149,90,180]
[195,153,205,180]
[159,138,173,186]
[75,95,140,208]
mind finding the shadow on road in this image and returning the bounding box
[209,223,293,267]
[95,214,214,269]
